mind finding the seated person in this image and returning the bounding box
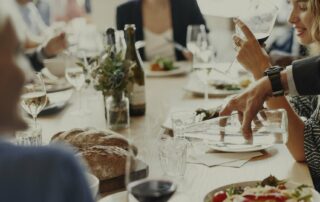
[0,2,94,201]
[116,0,208,61]
[14,0,68,71]
[232,0,320,191]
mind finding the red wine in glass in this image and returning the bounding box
[129,179,177,202]
[255,33,270,46]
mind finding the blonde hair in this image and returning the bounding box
[307,0,320,55]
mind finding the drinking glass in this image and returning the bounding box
[21,72,47,126]
[171,110,197,138]
[65,58,85,115]
[158,136,188,179]
[227,0,279,73]
[182,109,288,146]
[125,133,177,202]
[16,123,42,146]
[192,32,215,102]
[186,24,206,55]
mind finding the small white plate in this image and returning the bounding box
[40,90,73,115]
[207,142,272,153]
[144,61,191,77]
[184,72,242,97]
[203,180,320,202]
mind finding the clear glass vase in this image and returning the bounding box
[106,91,130,130]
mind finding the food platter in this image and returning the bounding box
[39,90,73,115]
[204,180,320,202]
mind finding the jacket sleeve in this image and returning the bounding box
[292,56,320,95]
[186,0,209,32]
[25,51,44,72]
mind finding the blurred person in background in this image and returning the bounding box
[35,0,92,26]
[116,0,208,61]
[0,1,94,201]
[15,0,68,71]
[231,0,320,191]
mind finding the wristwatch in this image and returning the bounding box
[264,66,284,96]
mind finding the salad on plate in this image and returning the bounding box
[210,176,316,202]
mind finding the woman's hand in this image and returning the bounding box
[43,32,68,58]
[233,19,271,80]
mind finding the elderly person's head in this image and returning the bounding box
[0,1,27,133]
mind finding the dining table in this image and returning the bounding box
[38,65,314,202]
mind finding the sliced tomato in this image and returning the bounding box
[212,191,227,202]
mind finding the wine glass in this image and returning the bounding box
[192,31,215,102]
[21,72,48,127]
[226,0,279,73]
[65,58,85,115]
[186,24,206,55]
[125,131,177,202]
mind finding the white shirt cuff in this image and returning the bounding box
[287,65,299,96]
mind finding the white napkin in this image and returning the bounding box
[187,151,263,168]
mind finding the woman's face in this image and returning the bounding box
[288,0,314,45]
[0,20,26,133]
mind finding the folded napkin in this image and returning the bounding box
[188,151,263,168]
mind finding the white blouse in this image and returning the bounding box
[144,28,175,61]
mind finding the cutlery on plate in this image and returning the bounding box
[164,38,189,52]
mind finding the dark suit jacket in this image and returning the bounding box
[116,0,207,61]
[292,56,320,95]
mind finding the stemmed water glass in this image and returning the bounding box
[186,24,206,55]
[226,0,279,73]
[125,130,177,202]
[65,58,85,115]
[21,72,48,126]
[189,28,215,102]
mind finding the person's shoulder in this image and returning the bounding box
[117,0,139,11]
[0,143,76,164]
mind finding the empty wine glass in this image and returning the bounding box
[192,31,215,102]
[125,131,177,202]
[21,72,48,127]
[226,0,279,73]
[65,58,85,115]
[186,24,206,55]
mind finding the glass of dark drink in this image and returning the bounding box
[125,137,177,202]
[236,0,279,45]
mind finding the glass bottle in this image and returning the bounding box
[124,24,146,116]
[106,91,130,130]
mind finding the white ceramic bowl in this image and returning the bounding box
[86,173,99,197]
[44,56,77,78]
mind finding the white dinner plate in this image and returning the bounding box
[40,90,73,115]
[144,61,191,77]
[98,191,138,202]
[184,72,242,97]
[203,180,320,202]
[207,142,273,153]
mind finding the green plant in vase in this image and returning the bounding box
[91,50,134,129]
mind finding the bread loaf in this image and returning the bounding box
[51,128,135,153]
[50,128,138,181]
[79,145,134,180]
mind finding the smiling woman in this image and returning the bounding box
[229,0,320,192]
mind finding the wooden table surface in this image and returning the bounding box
[38,70,313,202]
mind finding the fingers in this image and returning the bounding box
[233,18,256,41]
[233,35,244,50]
[242,108,253,140]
